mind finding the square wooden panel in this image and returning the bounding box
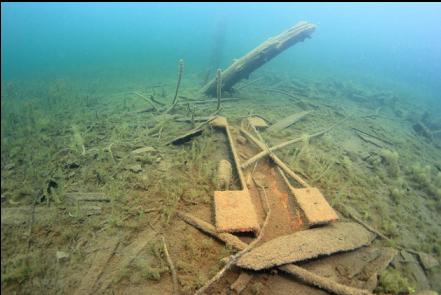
[292,187,338,226]
[214,190,260,234]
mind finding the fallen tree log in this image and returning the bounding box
[200,21,316,96]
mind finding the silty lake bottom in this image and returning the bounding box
[1,3,441,294]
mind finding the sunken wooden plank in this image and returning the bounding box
[236,222,375,270]
[214,190,260,233]
[201,21,316,96]
[266,110,311,133]
[167,128,204,145]
[291,187,338,226]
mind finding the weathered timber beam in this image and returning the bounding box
[200,21,316,96]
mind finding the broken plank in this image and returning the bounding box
[236,222,376,270]
[167,128,204,145]
[267,111,311,133]
[290,187,338,226]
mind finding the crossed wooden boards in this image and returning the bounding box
[211,116,338,234]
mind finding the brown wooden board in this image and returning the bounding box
[291,187,338,226]
[236,222,375,270]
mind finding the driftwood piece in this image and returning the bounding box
[201,21,316,96]
[177,211,373,295]
[266,111,311,133]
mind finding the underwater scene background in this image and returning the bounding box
[1,3,441,294]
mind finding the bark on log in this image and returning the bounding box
[200,21,316,96]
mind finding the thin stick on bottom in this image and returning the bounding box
[162,236,179,294]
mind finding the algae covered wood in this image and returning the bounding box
[201,21,316,96]
[236,222,375,270]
